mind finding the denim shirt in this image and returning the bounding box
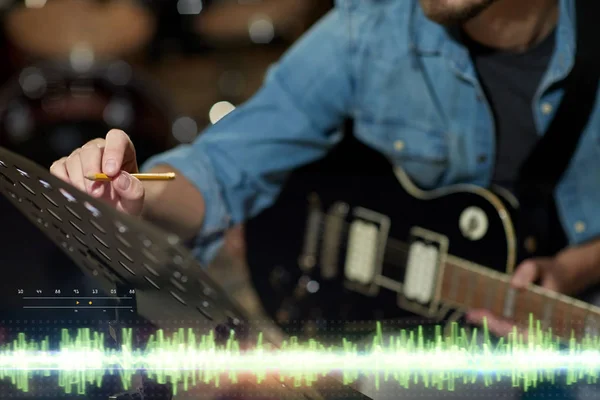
[143,0,600,266]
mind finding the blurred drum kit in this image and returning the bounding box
[0,0,330,164]
[0,0,171,165]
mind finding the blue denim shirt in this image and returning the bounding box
[143,0,600,266]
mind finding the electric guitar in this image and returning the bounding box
[245,134,600,343]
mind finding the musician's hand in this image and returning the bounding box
[465,256,575,338]
[224,224,246,261]
[49,129,144,215]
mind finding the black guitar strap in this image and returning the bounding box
[515,1,600,204]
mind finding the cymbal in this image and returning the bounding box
[4,0,156,60]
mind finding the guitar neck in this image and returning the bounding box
[438,257,600,341]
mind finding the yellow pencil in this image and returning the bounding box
[85,172,176,181]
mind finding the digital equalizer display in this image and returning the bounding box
[15,286,137,314]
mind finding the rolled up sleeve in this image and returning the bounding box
[142,3,355,265]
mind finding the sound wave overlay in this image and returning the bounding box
[1,317,600,395]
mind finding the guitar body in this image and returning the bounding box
[245,134,518,340]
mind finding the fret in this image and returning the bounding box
[564,302,573,338]
[542,299,554,331]
[524,289,596,341]
[503,287,516,319]
[567,299,589,340]
[513,291,545,330]
[511,290,527,328]
[455,266,473,307]
[446,264,460,304]
[549,300,571,339]
[470,270,490,310]
[584,312,600,339]
[489,278,508,315]
[466,272,478,308]
[438,259,600,343]
[441,262,540,333]
[441,262,511,314]
[484,277,496,312]
[442,260,506,311]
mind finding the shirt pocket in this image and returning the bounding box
[355,119,450,189]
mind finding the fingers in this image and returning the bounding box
[103,129,135,177]
[510,260,540,289]
[48,132,142,215]
[50,138,106,195]
[50,157,69,181]
[466,259,562,340]
[113,172,145,215]
[80,139,106,195]
[466,309,521,338]
[64,150,86,193]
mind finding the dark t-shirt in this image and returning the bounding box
[464,30,568,260]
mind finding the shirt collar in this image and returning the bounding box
[409,0,576,82]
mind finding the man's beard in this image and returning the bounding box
[419,0,498,26]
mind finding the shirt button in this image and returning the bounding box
[477,154,487,164]
[394,140,405,151]
[574,221,586,233]
[541,102,553,115]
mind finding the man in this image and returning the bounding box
[51,0,600,398]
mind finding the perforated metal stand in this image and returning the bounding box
[0,147,371,400]
[0,146,244,324]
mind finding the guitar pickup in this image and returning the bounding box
[343,207,390,296]
[397,227,448,315]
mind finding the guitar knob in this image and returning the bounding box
[459,206,488,241]
[305,280,320,294]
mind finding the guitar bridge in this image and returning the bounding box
[320,202,349,280]
[298,194,323,272]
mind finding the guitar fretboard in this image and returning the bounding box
[439,257,600,341]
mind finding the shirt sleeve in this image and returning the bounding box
[141,4,355,265]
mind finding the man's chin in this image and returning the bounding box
[420,0,497,26]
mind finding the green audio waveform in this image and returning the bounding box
[0,316,599,395]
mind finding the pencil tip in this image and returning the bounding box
[84,173,95,181]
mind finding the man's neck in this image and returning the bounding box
[462,0,559,52]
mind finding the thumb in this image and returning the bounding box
[112,171,144,215]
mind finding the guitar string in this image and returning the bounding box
[303,211,598,335]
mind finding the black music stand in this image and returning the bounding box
[0,147,371,400]
[108,375,173,400]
